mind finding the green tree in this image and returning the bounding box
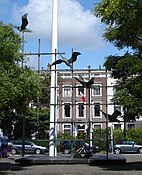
[28,70,51,139]
[37,71,50,139]
[39,71,51,105]
[94,0,142,121]
[27,107,50,139]
[0,22,41,138]
[0,21,21,64]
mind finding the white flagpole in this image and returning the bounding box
[49,0,58,157]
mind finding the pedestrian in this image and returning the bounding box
[1,135,9,158]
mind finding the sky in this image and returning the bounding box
[0,0,124,70]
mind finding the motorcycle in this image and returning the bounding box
[72,142,93,158]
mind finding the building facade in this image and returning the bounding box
[54,68,142,137]
[107,75,142,130]
[56,69,109,137]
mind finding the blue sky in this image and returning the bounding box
[0,0,123,70]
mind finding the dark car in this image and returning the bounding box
[11,140,48,155]
[113,140,142,154]
[60,140,100,154]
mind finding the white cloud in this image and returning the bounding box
[12,0,104,52]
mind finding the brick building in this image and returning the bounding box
[56,68,109,137]
[53,68,142,137]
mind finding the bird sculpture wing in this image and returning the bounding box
[10,24,21,32]
[68,52,81,63]
[87,77,94,85]
[57,51,80,68]
[10,14,32,33]
[23,28,32,32]
[111,110,121,121]
[75,76,95,88]
[51,53,71,67]
[78,75,94,84]
[78,75,85,81]
[94,107,121,122]
[74,77,84,86]
[95,107,112,118]
[52,59,63,66]
[21,13,28,31]
[95,108,108,118]
[58,52,68,61]
[84,77,95,88]
[58,52,72,68]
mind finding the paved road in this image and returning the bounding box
[0,154,142,175]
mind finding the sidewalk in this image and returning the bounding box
[9,153,126,166]
[0,155,142,175]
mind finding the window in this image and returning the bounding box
[63,124,71,132]
[64,103,71,117]
[25,141,32,146]
[77,124,85,130]
[93,124,102,129]
[127,124,135,129]
[114,124,121,129]
[64,85,71,96]
[94,103,100,117]
[78,103,84,117]
[113,86,116,95]
[92,85,101,96]
[114,102,121,112]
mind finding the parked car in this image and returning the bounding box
[11,140,48,155]
[113,140,142,154]
[60,140,100,154]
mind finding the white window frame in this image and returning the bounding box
[77,124,85,131]
[92,101,102,118]
[114,102,121,113]
[76,102,86,118]
[127,123,135,129]
[62,102,72,119]
[114,124,121,129]
[63,85,72,97]
[93,123,102,129]
[63,124,71,132]
[92,84,102,96]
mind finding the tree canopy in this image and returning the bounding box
[0,22,41,137]
[0,21,21,64]
[94,0,142,120]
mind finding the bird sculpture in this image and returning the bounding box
[95,107,121,122]
[74,76,95,89]
[11,13,32,32]
[51,52,81,68]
